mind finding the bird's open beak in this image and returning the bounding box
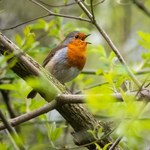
[85,34,91,44]
[85,34,91,38]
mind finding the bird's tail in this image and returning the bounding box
[27,90,37,99]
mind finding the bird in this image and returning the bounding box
[27,31,90,99]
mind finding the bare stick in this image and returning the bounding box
[82,69,150,76]
[0,100,57,130]
[75,81,108,94]
[0,12,90,31]
[5,130,20,150]
[29,0,90,22]
[85,0,106,6]
[38,0,77,8]
[0,110,15,133]
[90,0,95,21]
[109,137,122,150]
[0,14,49,31]
[0,111,24,150]
[132,0,150,17]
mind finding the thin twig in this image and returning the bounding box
[85,0,106,6]
[0,14,49,31]
[90,0,95,21]
[75,0,142,88]
[82,69,150,76]
[0,111,24,150]
[38,0,77,8]
[0,100,57,130]
[0,78,16,118]
[30,0,91,21]
[76,0,93,20]
[30,0,53,13]
[109,137,122,150]
[0,110,15,133]
[132,0,150,17]
[75,81,108,94]
[5,130,20,150]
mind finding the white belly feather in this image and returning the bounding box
[45,47,81,83]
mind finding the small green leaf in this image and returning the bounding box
[0,84,16,90]
[102,142,112,150]
[23,26,31,36]
[97,127,104,139]
[95,143,102,150]
[47,122,66,142]
[138,31,150,50]
[15,34,23,47]
[87,129,97,139]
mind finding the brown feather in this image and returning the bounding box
[42,45,67,67]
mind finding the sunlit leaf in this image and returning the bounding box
[23,26,31,36]
[0,84,16,90]
[15,34,23,47]
[95,143,102,150]
[138,31,150,50]
[102,142,112,150]
[47,122,66,142]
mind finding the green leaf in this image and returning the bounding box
[87,129,98,139]
[23,26,31,36]
[95,143,102,150]
[0,84,16,90]
[102,142,112,150]
[108,52,116,61]
[47,122,66,142]
[97,127,104,139]
[86,84,117,114]
[138,31,150,50]
[15,34,23,47]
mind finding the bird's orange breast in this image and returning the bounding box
[67,39,87,70]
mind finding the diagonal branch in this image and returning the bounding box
[0,100,57,130]
[132,0,150,17]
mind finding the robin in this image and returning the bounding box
[27,31,90,98]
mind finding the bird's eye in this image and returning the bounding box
[75,35,79,39]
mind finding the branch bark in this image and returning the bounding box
[0,32,114,149]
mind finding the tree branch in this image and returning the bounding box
[132,0,150,17]
[109,137,122,150]
[0,110,24,150]
[0,100,57,130]
[1,89,149,131]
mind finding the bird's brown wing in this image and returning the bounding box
[42,44,67,67]
[28,45,67,99]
